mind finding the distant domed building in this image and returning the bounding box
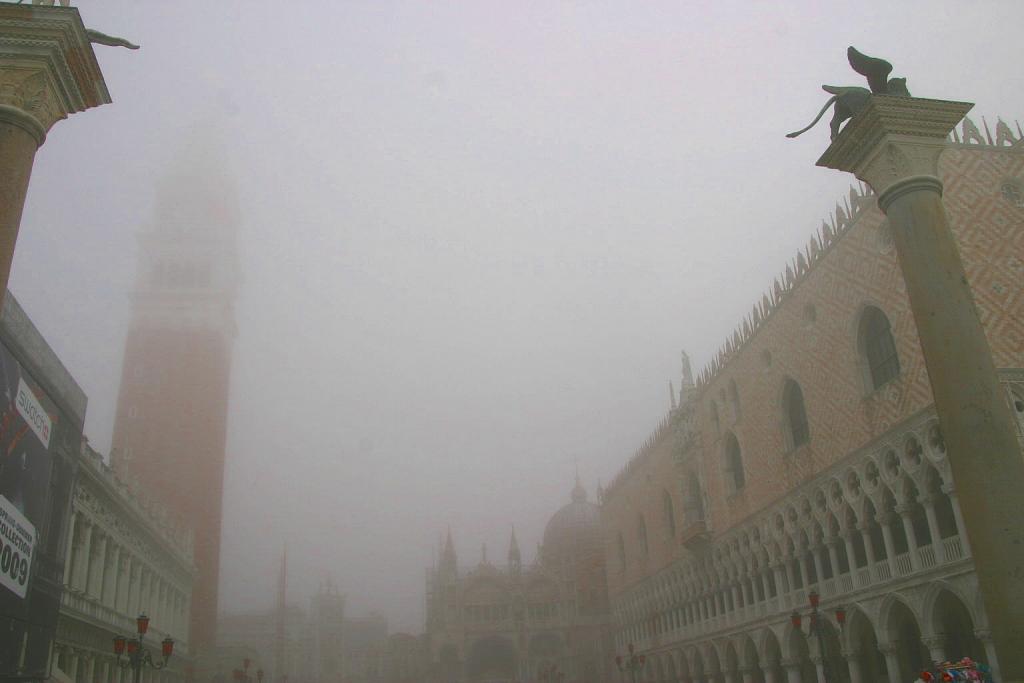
[424,479,613,683]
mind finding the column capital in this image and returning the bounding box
[816,95,972,206]
[0,5,113,144]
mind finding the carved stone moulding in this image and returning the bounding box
[817,96,974,199]
[0,5,111,141]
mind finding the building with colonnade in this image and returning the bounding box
[599,115,1024,683]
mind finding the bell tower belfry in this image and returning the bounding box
[110,146,238,658]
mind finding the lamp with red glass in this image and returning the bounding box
[111,612,175,683]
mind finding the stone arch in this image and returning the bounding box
[703,642,723,682]
[687,646,705,682]
[878,595,929,681]
[783,620,815,683]
[842,604,887,683]
[675,648,691,681]
[922,584,986,663]
[758,628,784,683]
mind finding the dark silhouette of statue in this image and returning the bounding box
[787,47,910,140]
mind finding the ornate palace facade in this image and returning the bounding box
[53,442,195,683]
[600,117,1024,683]
[425,482,614,683]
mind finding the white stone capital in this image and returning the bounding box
[816,96,973,209]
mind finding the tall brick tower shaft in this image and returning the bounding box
[111,148,238,659]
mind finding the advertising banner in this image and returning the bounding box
[0,494,35,599]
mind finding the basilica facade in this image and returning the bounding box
[425,482,614,683]
[600,117,1024,683]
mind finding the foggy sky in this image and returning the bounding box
[10,1,1024,632]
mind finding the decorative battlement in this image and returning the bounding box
[603,112,1022,503]
[604,410,677,497]
[694,112,1022,392]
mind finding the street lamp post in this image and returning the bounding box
[790,591,845,683]
[615,644,645,683]
[113,613,175,683]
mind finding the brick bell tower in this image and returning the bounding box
[111,147,238,659]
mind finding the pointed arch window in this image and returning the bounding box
[637,515,649,556]
[662,490,676,537]
[860,307,900,390]
[783,379,810,449]
[723,432,745,493]
[709,400,720,435]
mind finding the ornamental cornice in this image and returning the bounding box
[0,5,111,137]
[817,96,973,198]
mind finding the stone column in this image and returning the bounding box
[782,660,801,683]
[878,645,901,683]
[976,630,1001,683]
[843,650,863,683]
[842,531,858,575]
[811,657,826,683]
[942,484,972,557]
[90,533,108,598]
[877,515,897,574]
[75,522,93,593]
[63,511,77,587]
[811,547,825,585]
[740,667,755,683]
[921,497,944,559]
[827,541,841,579]
[0,5,113,310]
[895,505,919,571]
[922,636,946,667]
[784,561,796,595]
[819,94,1024,678]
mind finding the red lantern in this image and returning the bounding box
[137,613,150,635]
[808,590,820,609]
[638,655,645,666]
[126,639,139,655]
[920,673,933,682]
[162,638,174,659]
[835,606,846,626]
[790,611,802,628]
[113,636,126,656]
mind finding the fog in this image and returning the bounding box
[9,0,1024,632]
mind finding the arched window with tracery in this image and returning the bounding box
[662,490,676,538]
[723,432,745,493]
[859,306,900,390]
[783,379,810,449]
[709,400,720,434]
[637,515,649,556]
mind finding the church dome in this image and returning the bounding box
[541,480,601,561]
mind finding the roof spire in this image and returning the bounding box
[508,526,521,573]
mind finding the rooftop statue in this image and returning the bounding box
[24,0,139,49]
[786,46,910,140]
